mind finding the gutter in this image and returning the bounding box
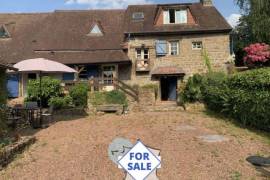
[124,28,232,36]
[0,63,18,71]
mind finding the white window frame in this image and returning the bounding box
[192,41,203,50]
[169,41,179,56]
[136,48,149,59]
[102,65,117,85]
[163,9,187,24]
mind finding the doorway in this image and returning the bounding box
[160,76,177,101]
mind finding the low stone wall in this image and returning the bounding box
[138,89,156,106]
[88,104,124,115]
[54,107,87,116]
[0,136,36,170]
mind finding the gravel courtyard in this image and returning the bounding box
[1,109,269,180]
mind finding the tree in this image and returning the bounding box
[233,0,270,65]
[235,0,270,44]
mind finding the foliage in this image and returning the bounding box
[26,76,63,107]
[201,49,213,73]
[228,68,270,90]
[236,0,270,44]
[179,69,270,130]
[234,0,270,65]
[69,83,89,107]
[243,43,270,66]
[0,69,6,105]
[0,108,7,138]
[0,69,7,136]
[179,72,227,105]
[179,74,204,104]
[89,92,106,106]
[0,137,12,149]
[48,96,73,110]
[105,90,128,106]
[202,68,270,131]
[89,90,127,106]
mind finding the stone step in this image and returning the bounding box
[138,101,184,112]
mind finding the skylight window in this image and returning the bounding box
[132,12,144,20]
[88,24,103,36]
[0,25,10,38]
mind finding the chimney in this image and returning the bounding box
[200,0,213,6]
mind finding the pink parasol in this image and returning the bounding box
[13,58,77,73]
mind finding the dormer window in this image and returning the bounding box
[163,9,187,24]
[88,23,103,36]
[0,25,10,38]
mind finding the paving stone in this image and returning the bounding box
[176,125,196,131]
[198,135,229,143]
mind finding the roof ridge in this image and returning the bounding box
[54,9,125,13]
[0,12,51,15]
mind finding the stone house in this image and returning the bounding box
[0,0,232,101]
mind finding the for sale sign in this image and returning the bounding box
[118,140,161,180]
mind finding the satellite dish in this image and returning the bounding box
[108,137,133,164]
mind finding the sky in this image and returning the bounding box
[0,0,241,27]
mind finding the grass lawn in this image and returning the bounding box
[0,108,269,180]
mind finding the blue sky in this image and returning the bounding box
[0,0,241,26]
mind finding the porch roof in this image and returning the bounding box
[151,66,185,76]
[0,62,18,71]
[7,50,131,65]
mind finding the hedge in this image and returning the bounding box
[0,69,7,137]
[202,69,270,131]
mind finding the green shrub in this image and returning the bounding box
[179,74,204,103]
[69,83,89,107]
[26,76,63,107]
[89,92,106,106]
[202,69,270,131]
[228,67,270,90]
[89,90,127,106]
[0,108,7,138]
[105,90,127,106]
[0,69,7,137]
[48,96,73,110]
[0,69,6,105]
[202,49,213,73]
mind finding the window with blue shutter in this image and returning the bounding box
[156,40,167,56]
[63,73,74,81]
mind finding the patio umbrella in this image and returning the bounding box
[12,58,77,109]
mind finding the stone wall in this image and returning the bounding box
[0,136,36,170]
[125,33,230,85]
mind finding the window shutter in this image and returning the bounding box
[163,10,169,24]
[156,40,167,56]
[180,10,187,23]
[63,73,74,81]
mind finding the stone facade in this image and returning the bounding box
[124,33,230,86]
